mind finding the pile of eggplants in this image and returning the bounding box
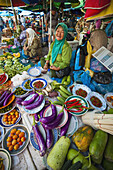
[16,91,44,110]
[32,104,66,157]
[0,90,14,107]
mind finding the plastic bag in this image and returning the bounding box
[73,70,84,83]
[105,20,113,37]
[90,58,108,73]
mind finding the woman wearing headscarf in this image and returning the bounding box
[22,28,42,59]
[41,23,72,78]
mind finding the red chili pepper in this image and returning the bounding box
[67,107,83,113]
[67,104,82,109]
[64,99,77,104]
[65,100,80,106]
[66,101,81,107]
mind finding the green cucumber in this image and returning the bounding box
[64,81,70,86]
[57,96,65,103]
[104,134,113,162]
[68,161,82,170]
[53,100,64,105]
[60,86,72,96]
[67,75,71,83]
[62,76,67,84]
[61,160,72,170]
[59,90,69,99]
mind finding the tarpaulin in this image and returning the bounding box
[0,0,25,7]
[84,0,111,9]
[86,0,113,21]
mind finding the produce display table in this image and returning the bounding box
[0,72,53,170]
[1,36,14,46]
[0,65,112,170]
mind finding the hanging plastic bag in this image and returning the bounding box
[85,40,92,69]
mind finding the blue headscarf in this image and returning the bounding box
[51,23,68,64]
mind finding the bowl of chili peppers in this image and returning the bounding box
[0,73,8,85]
[30,78,47,90]
[64,95,89,116]
[87,92,106,111]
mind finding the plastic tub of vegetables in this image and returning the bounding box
[11,45,19,53]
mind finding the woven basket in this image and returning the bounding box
[90,29,108,51]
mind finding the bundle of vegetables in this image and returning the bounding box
[32,116,46,156]
[53,86,72,106]
[16,91,44,110]
[40,104,64,130]
[3,58,31,79]
[0,90,15,109]
[81,110,113,135]
[51,80,67,91]
[61,75,71,85]
[66,148,97,170]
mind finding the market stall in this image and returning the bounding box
[0,0,113,170]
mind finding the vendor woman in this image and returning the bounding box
[41,23,72,78]
[22,28,42,60]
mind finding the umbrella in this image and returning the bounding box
[19,10,33,16]
[0,11,13,16]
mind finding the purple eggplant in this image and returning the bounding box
[21,93,39,106]
[3,92,14,106]
[32,116,46,156]
[25,95,44,110]
[45,100,51,105]
[60,113,72,136]
[46,129,54,149]
[18,91,35,100]
[16,98,23,105]
[0,92,9,106]
[39,104,57,124]
[0,91,7,100]
[34,113,39,121]
[39,105,50,118]
[43,111,64,129]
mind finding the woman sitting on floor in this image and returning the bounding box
[22,28,42,61]
[41,23,72,78]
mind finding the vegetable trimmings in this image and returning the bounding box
[14,87,26,96]
[24,80,32,89]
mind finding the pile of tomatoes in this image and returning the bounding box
[3,109,19,125]
[7,128,26,151]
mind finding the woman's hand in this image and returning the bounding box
[44,63,49,70]
[24,46,29,51]
[50,65,60,71]
[23,46,27,51]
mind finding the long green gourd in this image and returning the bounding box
[89,130,108,164]
[104,134,113,162]
[47,136,71,170]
